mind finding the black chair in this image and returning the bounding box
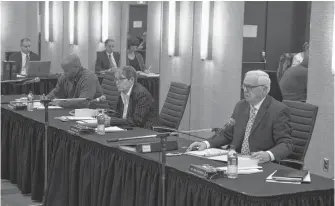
[100,71,120,110]
[280,100,318,170]
[158,82,191,130]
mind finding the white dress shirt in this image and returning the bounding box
[21,52,29,75]
[203,97,275,161]
[106,52,117,69]
[120,84,134,119]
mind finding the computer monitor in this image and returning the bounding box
[26,61,51,77]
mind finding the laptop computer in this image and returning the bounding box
[26,61,51,77]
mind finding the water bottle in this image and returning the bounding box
[227,145,238,179]
[96,110,105,135]
[27,91,34,111]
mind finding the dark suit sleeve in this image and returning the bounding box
[31,52,40,61]
[208,104,238,148]
[127,91,152,127]
[269,107,294,160]
[115,52,121,67]
[59,75,99,109]
[95,53,103,73]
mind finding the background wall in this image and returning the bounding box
[1,1,38,62]
[305,1,334,178]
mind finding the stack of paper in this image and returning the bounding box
[55,116,95,122]
[216,166,263,174]
[104,126,125,132]
[185,148,229,157]
[34,102,62,109]
[137,71,160,77]
[208,155,259,168]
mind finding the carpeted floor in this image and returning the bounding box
[1,180,41,206]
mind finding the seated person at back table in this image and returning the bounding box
[95,39,120,73]
[46,54,103,109]
[279,46,309,102]
[188,70,293,164]
[126,38,149,73]
[9,38,40,76]
[111,66,157,129]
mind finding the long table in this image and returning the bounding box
[1,75,160,110]
[1,95,334,206]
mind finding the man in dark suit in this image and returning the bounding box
[188,70,293,163]
[95,39,120,73]
[9,38,40,75]
[111,66,157,128]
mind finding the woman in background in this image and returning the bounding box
[126,38,148,73]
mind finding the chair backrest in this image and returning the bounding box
[283,100,318,162]
[100,71,120,110]
[159,82,191,130]
[5,51,18,61]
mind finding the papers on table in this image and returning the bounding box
[33,102,62,109]
[104,126,125,132]
[137,71,160,77]
[266,170,311,184]
[208,155,259,168]
[216,166,263,175]
[55,116,96,121]
[185,148,229,157]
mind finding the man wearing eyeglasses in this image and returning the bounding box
[112,66,157,128]
[188,70,293,164]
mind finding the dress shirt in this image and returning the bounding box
[120,84,134,119]
[106,52,117,68]
[203,97,275,161]
[21,52,29,75]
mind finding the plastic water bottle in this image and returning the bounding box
[227,145,238,179]
[27,91,34,111]
[97,110,105,135]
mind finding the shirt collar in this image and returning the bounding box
[69,67,83,82]
[251,97,266,110]
[21,51,29,57]
[106,51,113,56]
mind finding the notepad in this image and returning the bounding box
[209,155,259,168]
[266,170,311,184]
[105,126,125,132]
[216,166,263,174]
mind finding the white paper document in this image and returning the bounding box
[137,71,160,77]
[34,102,62,109]
[216,166,263,174]
[208,155,259,168]
[104,126,125,132]
[185,148,229,157]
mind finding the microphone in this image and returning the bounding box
[152,126,214,141]
[212,118,236,134]
[22,77,40,85]
[90,95,106,103]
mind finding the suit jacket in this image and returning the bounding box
[115,83,157,129]
[9,51,40,74]
[95,51,120,73]
[209,95,293,161]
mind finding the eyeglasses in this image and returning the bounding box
[115,77,127,83]
[241,84,265,91]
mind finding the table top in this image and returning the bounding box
[1,94,334,198]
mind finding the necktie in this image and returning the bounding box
[108,53,115,68]
[25,54,30,69]
[241,107,257,155]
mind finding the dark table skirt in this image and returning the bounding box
[1,98,333,206]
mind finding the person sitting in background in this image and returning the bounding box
[137,32,147,62]
[9,38,40,76]
[47,54,103,109]
[126,38,148,73]
[112,66,157,128]
[279,46,309,102]
[291,42,309,67]
[95,39,120,73]
[188,70,293,164]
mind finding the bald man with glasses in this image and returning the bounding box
[46,54,103,108]
[188,70,293,164]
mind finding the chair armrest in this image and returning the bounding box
[279,159,304,170]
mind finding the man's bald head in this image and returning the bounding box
[61,54,82,78]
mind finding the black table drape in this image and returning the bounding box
[1,95,334,206]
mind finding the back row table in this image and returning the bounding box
[1,95,334,206]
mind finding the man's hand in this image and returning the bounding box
[186,142,207,152]
[250,151,271,164]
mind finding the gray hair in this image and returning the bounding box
[117,65,137,82]
[244,70,271,94]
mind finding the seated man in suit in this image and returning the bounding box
[188,70,293,163]
[279,47,309,102]
[47,54,103,109]
[9,38,40,75]
[95,39,120,73]
[111,66,157,128]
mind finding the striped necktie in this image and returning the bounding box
[241,106,257,155]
